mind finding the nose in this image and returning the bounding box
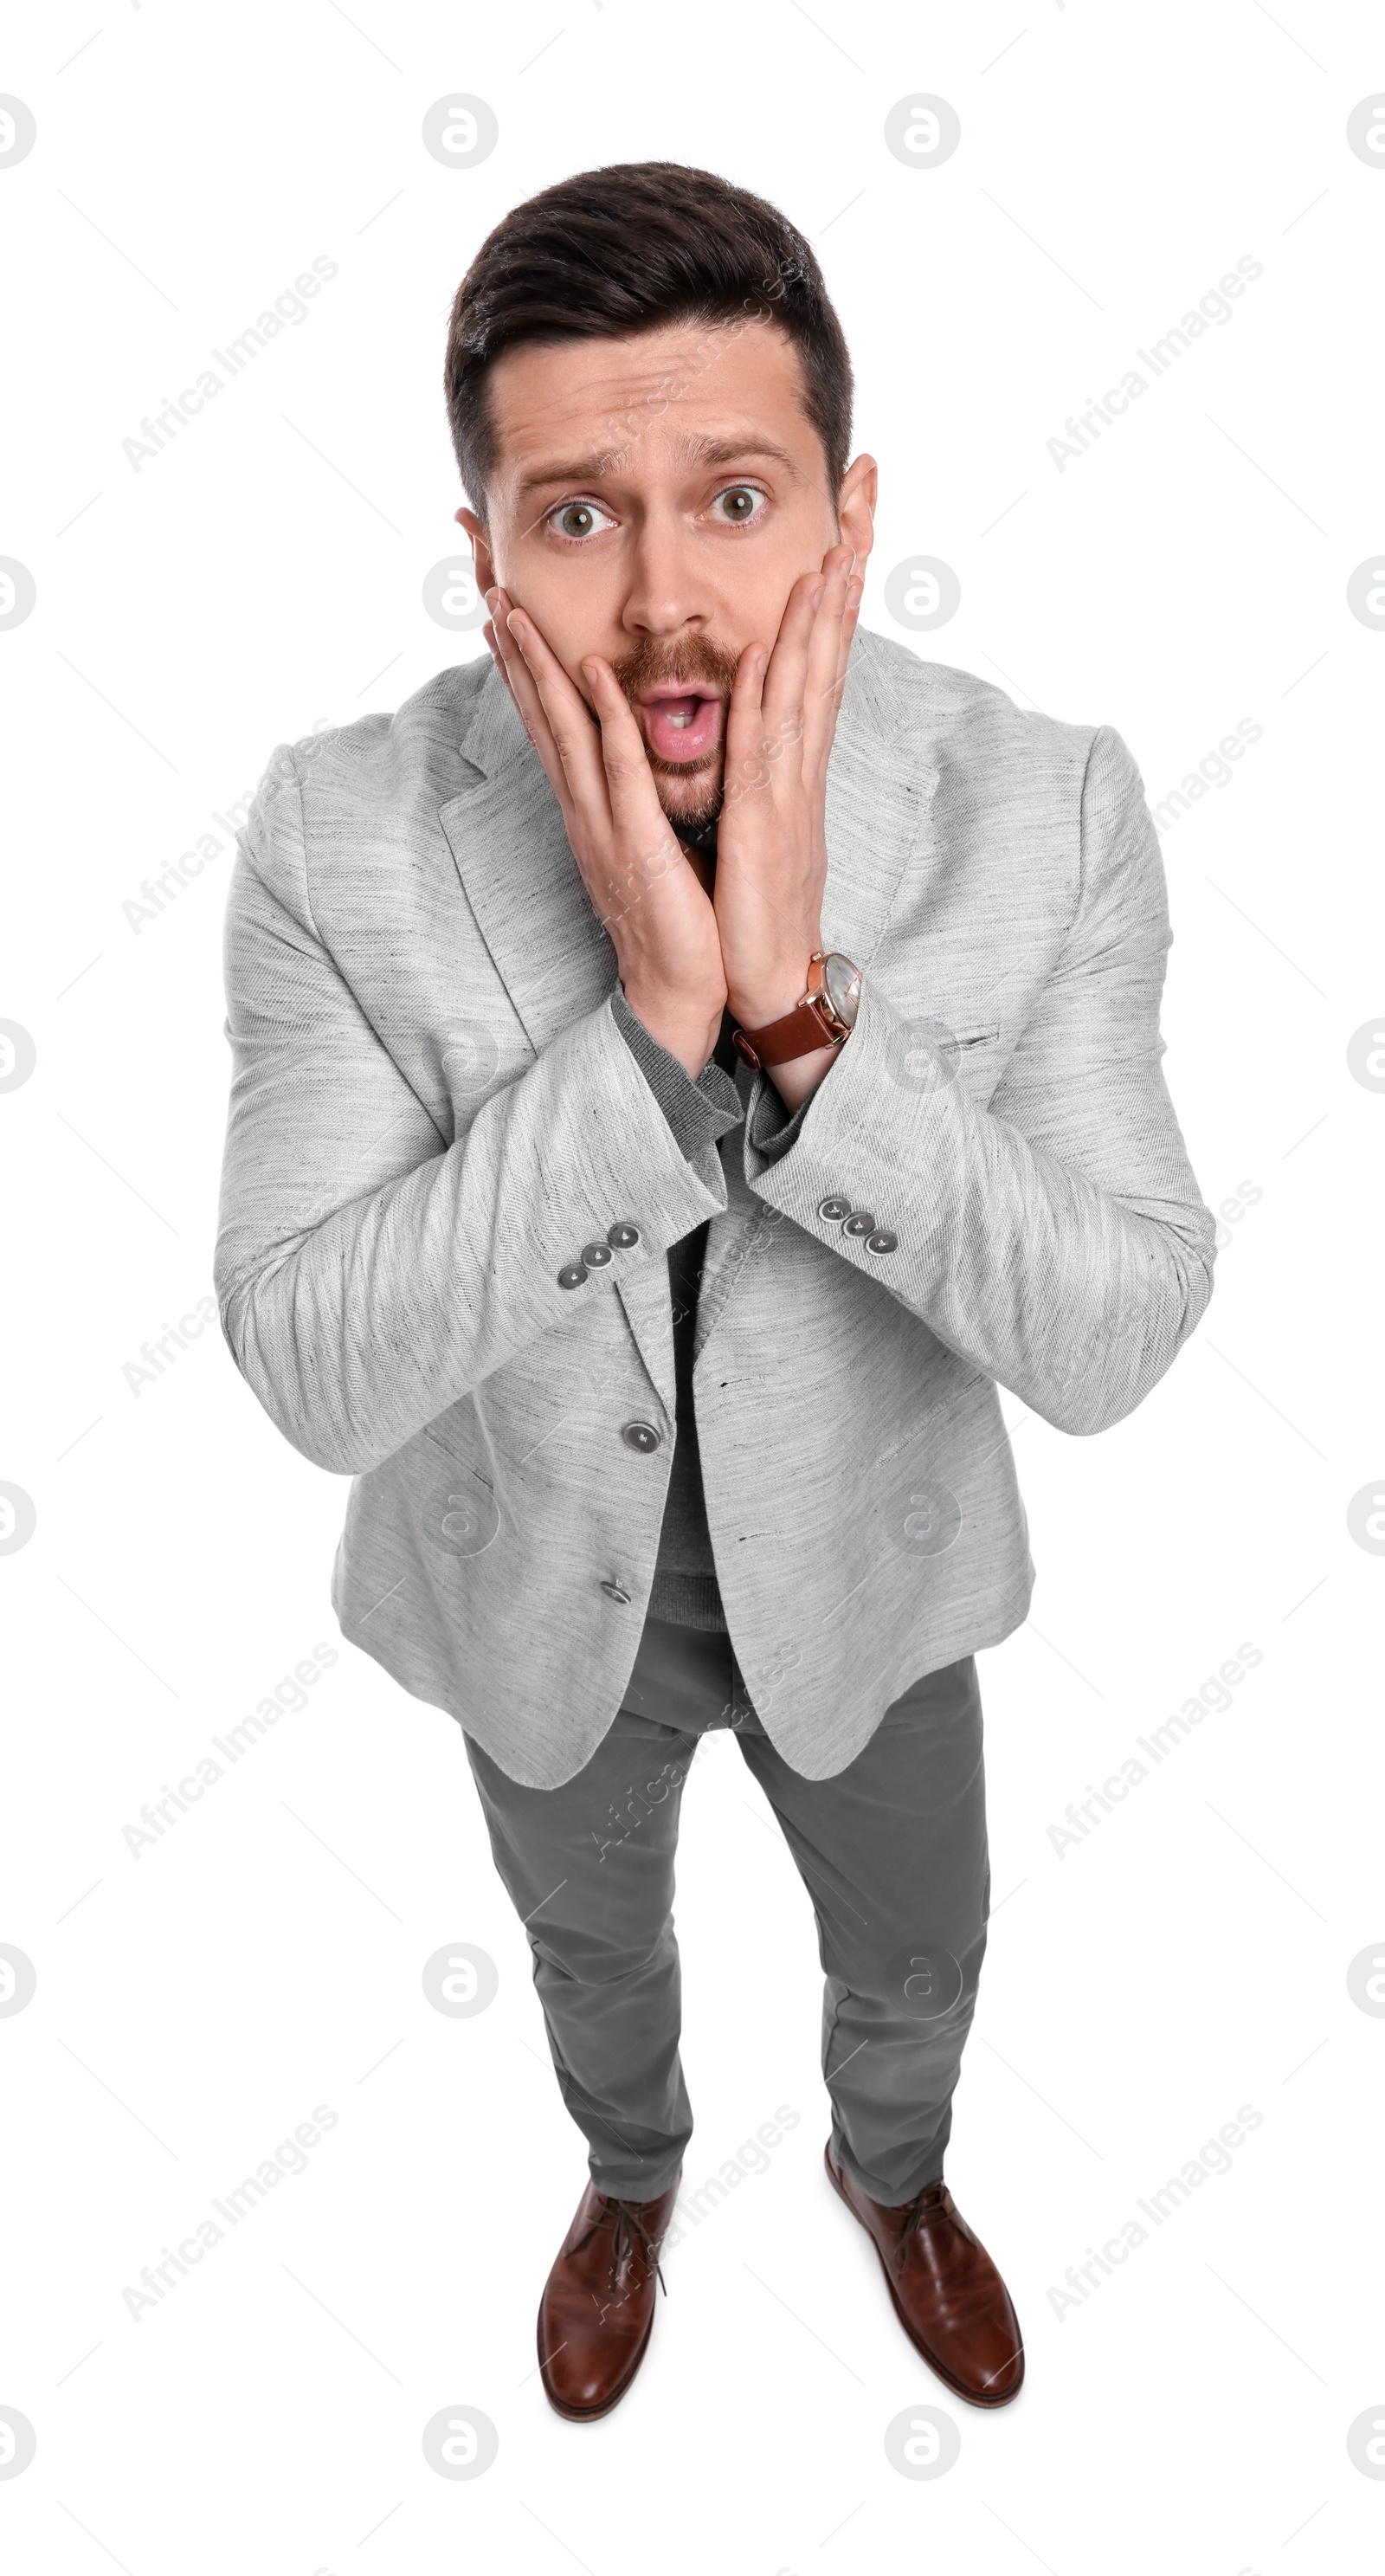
[619,502,715,644]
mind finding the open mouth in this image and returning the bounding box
[638,687,725,765]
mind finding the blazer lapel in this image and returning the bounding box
[438,665,675,1408]
[818,627,942,968]
[438,665,619,1056]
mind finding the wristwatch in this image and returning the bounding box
[731,951,863,1070]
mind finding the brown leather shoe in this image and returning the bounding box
[825,2141,1024,2406]
[537,2175,680,2421]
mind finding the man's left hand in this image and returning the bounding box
[715,542,864,1107]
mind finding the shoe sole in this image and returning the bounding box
[824,2142,1024,2409]
[536,2302,657,2424]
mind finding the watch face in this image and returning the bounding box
[822,952,862,1028]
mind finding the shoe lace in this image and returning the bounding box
[600,2197,668,2299]
[897,2180,948,2267]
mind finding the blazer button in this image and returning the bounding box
[557,1263,587,1289]
[600,1579,632,1604]
[866,1230,899,1256]
[843,1210,877,1236]
[581,1241,614,1269]
[818,1196,851,1221]
[621,1421,661,1453]
[607,1221,641,1249]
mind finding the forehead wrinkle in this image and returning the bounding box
[488,324,818,507]
[510,428,807,507]
[493,352,703,462]
[512,450,624,500]
[666,429,804,476]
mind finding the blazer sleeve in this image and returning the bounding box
[742,725,1215,1434]
[213,749,725,1475]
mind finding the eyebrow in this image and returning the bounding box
[513,435,802,497]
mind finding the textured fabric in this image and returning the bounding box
[214,624,1215,1789]
[609,983,742,1159]
[617,1613,752,1729]
[609,979,814,1170]
[641,1566,726,1631]
[652,1214,722,1624]
[644,1034,814,1630]
[746,1077,815,1160]
[463,1627,989,2205]
[612,1001,745,1631]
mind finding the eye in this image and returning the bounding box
[546,499,615,542]
[712,484,767,527]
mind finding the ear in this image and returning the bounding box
[454,506,496,597]
[837,453,878,577]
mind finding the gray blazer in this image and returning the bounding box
[215,626,1214,1787]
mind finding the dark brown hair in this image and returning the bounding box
[443,160,854,514]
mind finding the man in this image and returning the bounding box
[216,161,1214,2423]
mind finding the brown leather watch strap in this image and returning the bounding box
[731,996,845,1071]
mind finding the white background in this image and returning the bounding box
[3,2,1382,2569]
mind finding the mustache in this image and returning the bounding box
[608,634,743,707]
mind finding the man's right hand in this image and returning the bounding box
[483,589,726,1078]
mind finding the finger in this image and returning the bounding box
[484,586,520,686]
[496,604,607,826]
[805,542,854,691]
[757,566,823,752]
[722,642,771,810]
[485,588,538,724]
[482,617,524,721]
[802,546,856,763]
[482,592,572,807]
[836,572,865,685]
[821,572,865,736]
[506,609,612,819]
[580,657,685,845]
[577,660,699,933]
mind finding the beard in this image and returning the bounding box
[608,631,742,831]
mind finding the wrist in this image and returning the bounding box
[725,935,824,1036]
[622,982,724,1081]
[726,982,813,1033]
[763,1043,842,1114]
[730,946,862,1089]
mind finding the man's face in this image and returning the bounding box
[457,320,876,829]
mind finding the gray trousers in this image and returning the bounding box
[463,1617,990,2207]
